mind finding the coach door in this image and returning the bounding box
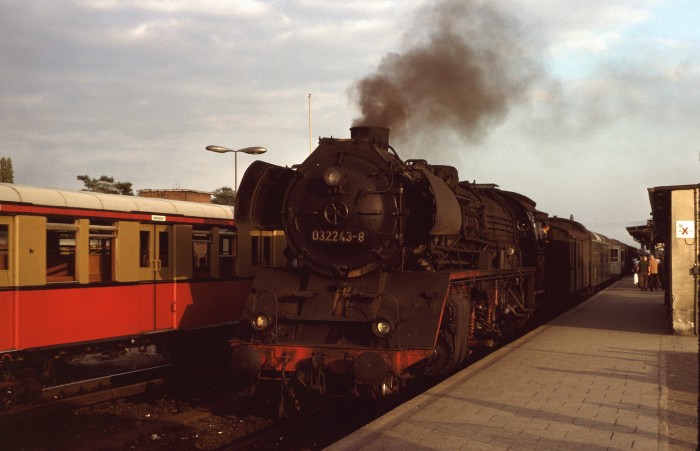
[139,224,172,280]
[139,224,173,330]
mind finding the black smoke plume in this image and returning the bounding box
[350,0,540,141]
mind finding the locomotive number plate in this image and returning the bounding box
[311,230,366,243]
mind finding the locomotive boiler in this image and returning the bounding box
[230,126,547,408]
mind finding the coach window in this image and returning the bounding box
[159,230,170,268]
[0,224,8,271]
[139,231,150,268]
[193,229,211,279]
[610,248,619,263]
[89,220,116,282]
[46,217,78,282]
[219,231,237,277]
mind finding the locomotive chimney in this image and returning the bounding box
[350,126,390,148]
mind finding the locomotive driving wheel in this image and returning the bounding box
[423,329,456,377]
[422,295,470,377]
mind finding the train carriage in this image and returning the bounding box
[609,238,636,277]
[544,217,590,302]
[589,231,612,289]
[0,183,252,400]
[545,217,635,305]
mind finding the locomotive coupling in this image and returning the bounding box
[353,351,389,385]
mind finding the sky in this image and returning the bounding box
[1,0,699,246]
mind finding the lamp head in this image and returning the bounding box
[205,145,232,153]
[206,145,267,155]
[239,146,267,155]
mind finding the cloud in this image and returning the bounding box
[349,0,545,143]
[1,0,698,246]
[81,0,275,17]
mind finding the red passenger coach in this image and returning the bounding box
[0,183,252,401]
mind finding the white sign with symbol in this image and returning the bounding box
[676,220,695,238]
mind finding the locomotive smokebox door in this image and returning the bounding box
[281,132,408,278]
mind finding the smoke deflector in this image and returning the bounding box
[419,167,462,235]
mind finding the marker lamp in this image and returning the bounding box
[372,318,392,337]
[323,167,344,187]
[251,313,271,331]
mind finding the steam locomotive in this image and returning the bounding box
[229,126,625,411]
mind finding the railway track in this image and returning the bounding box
[1,367,384,450]
[0,365,284,450]
[66,386,280,451]
[220,403,329,450]
[0,365,171,425]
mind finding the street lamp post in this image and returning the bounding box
[205,145,267,196]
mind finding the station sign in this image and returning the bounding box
[675,220,695,239]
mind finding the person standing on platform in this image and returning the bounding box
[637,255,649,291]
[658,255,665,290]
[648,254,659,291]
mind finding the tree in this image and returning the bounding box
[0,158,13,183]
[77,175,134,195]
[211,186,236,205]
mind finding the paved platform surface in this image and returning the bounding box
[328,277,698,450]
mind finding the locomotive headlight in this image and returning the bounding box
[323,166,344,187]
[251,313,271,331]
[372,318,393,337]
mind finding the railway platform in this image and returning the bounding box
[328,277,698,450]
